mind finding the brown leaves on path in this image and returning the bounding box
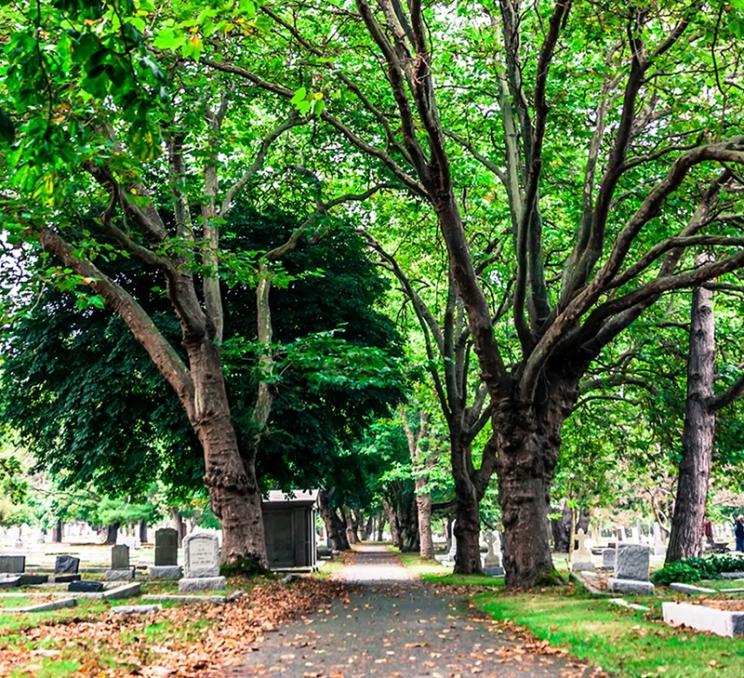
[0,578,348,677]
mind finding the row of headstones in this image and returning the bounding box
[572,537,655,595]
[150,528,225,592]
[439,523,504,576]
[0,553,105,592]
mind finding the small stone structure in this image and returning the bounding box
[0,555,25,573]
[263,490,319,570]
[608,544,654,595]
[482,531,504,576]
[601,548,616,570]
[54,555,81,583]
[106,545,134,581]
[663,602,744,637]
[149,528,181,579]
[178,532,225,592]
[570,529,595,572]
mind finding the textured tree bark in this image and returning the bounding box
[343,508,358,545]
[104,522,120,545]
[376,513,385,542]
[383,500,400,547]
[451,431,483,574]
[666,275,716,563]
[416,489,434,559]
[171,509,186,546]
[397,495,420,552]
[550,501,572,553]
[187,340,267,568]
[317,490,350,551]
[139,519,148,544]
[53,520,64,543]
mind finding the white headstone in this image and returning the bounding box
[184,532,220,578]
[570,529,594,572]
[653,523,665,556]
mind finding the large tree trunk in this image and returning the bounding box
[53,520,64,543]
[104,522,120,545]
[139,519,148,544]
[550,501,572,553]
[493,384,573,587]
[376,513,385,542]
[451,433,483,574]
[416,486,434,559]
[172,509,186,546]
[397,494,420,552]
[666,276,716,563]
[318,490,350,551]
[383,500,400,547]
[188,340,267,569]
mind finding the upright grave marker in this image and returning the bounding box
[54,555,81,583]
[570,529,595,572]
[608,544,655,594]
[179,532,225,591]
[106,544,134,581]
[149,528,181,580]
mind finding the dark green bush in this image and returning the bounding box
[652,553,744,585]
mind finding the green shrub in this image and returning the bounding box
[652,553,744,585]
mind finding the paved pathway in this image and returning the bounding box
[233,545,596,677]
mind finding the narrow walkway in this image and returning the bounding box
[233,545,595,677]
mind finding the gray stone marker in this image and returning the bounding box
[0,574,21,589]
[149,528,182,579]
[106,545,134,581]
[482,531,504,576]
[69,580,104,593]
[178,532,225,592]
[608,544,655,595]
[55,555,80,573]
[0,555,25,573]
[54,555,81,583]
[570,529,595,572]
[601,548,616,570]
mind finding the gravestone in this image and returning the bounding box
[54,555,81,583]
[0,555,25,573]
[69,580,104,593]
[106,544,134,581]
[570,529,595,572]
[178,532,225,592]
[482,530,504,576]
[608,544,655,595]
[601,548,616,570]
[149,528,181,580]
[652,523,666,556]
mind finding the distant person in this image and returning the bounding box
[735,515,744,553]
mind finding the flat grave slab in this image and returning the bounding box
[663,601,744,638]
[5,597,77,613]
[670,583,716,595]
[112,604,162,614]
[141,594,226,604]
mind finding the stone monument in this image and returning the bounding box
[149,528,181,579]
[106,544,135,581]
[570,529,595,572]
[482,530,504,576]
[601,547,616,570]
[178,532,225,591]
[652,523,666,557]
[608,543,655,594]
[54,555,81,583]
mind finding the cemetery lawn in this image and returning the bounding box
[0,576,345,676]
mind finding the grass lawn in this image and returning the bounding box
[396,553,743,677]
[475,588,744,677]
[696,579,744,592]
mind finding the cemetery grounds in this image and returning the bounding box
[0,542,742,677]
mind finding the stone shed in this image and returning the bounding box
[262,490,318,571]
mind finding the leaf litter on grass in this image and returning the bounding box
[0,578,348,677]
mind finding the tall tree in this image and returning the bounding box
[203,0,744,584]
[666,258,744,562]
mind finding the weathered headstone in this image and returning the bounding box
[601,548,616,570]
[55,555,80,573]
[106,544,134,581]
[149,528,181,580]
[54,555,81,583]
[482,531,504,576]
[69,580,104,593]
[570,529,595,572]
[0,555,25,573]
[652,523,666,557]
[608,544,655,595]
[178,532,225,592]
